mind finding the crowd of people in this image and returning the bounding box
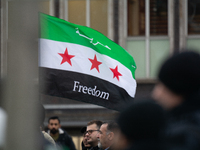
[41,50,200,150]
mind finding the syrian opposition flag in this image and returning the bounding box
[39,13,137,111]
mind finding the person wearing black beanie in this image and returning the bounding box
[152,50,200,110]
[152,50,200,150]
[116,99,167,150]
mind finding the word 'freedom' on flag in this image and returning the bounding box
[39,13,137,111]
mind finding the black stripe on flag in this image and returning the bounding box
[39,67,134,111]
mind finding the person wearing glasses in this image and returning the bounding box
[97,122,119,150]
[85,120,103,150]
[81,126,91,150]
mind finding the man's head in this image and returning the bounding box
[98,122,118,150]
[116,100,165,148]
[152,50,200,109]
[85,120,103,147]
[81,126,91,148]
[48,116,61,135]
[83,132,91,148]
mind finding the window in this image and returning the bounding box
[150,0,168,35]
[127,0,168,36]
[126,0,169,79]
[128,0,145,36]
[188,1,200,35]
[67,0,108,37]
[68,0,86,26]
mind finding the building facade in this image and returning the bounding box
[1,0,200,149]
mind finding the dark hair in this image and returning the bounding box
[81,126,87,134]
[87,120,103,129]
[158,50,200,97]
[107,122,119,133]
[48,116,60,123]
[117,99,165,141]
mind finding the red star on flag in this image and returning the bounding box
[110,65,122,81]
[58,48,75,66]
[88,54,102,72]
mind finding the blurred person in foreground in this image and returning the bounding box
[115,99,167,150]
[152,50,200,149]
[47,116,76,150]
[39,104,57,150]
[81,126,91,150]
[97,122,119,150]
[85,120,103,150]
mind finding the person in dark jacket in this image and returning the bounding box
[152,50,200,150]
[47,116,76,150]
[116,99,167,150]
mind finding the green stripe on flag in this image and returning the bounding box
[40,13,136,78]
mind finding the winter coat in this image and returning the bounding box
[48,128,76,150]
[165,92,200,150]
